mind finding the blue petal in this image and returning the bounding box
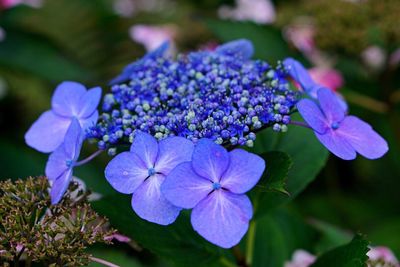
[191,139,230,182]
[80,110,99,132]
[131,174,181,225]
[297,98,329,134]
[221,149,265,194]
[161,162,212,209]
[317,88,346,124]
[63,118,83,160]
[50,169,73,204]
[25,110,71,153]
[283,58,316,93]
[51,81,87,117]
[45,145,69,181]
[215,39,254,60]
[130,132,159,169]
[77,87,102,118]
[155,136,194,175]
[191,191,253,248]
[105,152,148,194]
[315,130,356,160]
[338,116,388,159]
[109,41,169,85]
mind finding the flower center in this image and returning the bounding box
[331,122,340,130]
[148,167,157,177]
[212,182,222,190]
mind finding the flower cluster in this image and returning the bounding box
[88,40,298,151]
[24,39,389,249]
[0,177,115,266]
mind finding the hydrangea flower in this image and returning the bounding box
[297,88,388,160]
[45,118,84,204]
[282,57,347,110]
[161,139,265,248]
[104,132,194,225]
[89,39,297,149]
[25,81,101,153]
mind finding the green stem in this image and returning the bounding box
[245,220,256,266]
[219,257,238,267]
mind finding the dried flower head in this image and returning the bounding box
[0,177,114,266]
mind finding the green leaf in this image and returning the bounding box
[0,32,92,82]
[256,151,292,195]
[311,234,370,267]
[250,116,329,218]
[204,19,293,62]
[92,194,234,267]
[245,208,317,267]
[310,219,352,254]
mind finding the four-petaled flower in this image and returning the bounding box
[297,88,388,160]
[161,139,265,248]
[45,118,84,204]
[25,81,101,153]
[105,132,194,225]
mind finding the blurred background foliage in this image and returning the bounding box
[0,0,399,266]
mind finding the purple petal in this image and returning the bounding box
[130,132,159,168]
[191,191,253,248]
[221,149,265,194]
[283,58,316,92]
[77,87,102,118]
[317,88,346,123]
[50,169,73,204]
[161,162,212,209]
[156,136,194,175]
[63,118,83,160]
[192,139,230,182]
[216,39,254,60]
[51,81,87,117]
[45,146,68,181]
[297,99,328,134]
[338,116,388,159]
[110,42,169,85]
[25,110,71,153]
[315,130,356,160]
[105,152,148,194]
[131,174,181,225]
[80,110,99,131]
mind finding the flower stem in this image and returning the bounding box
[289,120,311,129]
[75,150,103,167]
[245,220,256,266]
[344,90,389,114]
[89,256,120,267]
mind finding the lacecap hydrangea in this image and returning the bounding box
[24,39,388,249]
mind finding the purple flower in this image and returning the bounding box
[215,39,254,60]
[161,139,265,248]
[104,132,194,225]
[45,118,84,204]
[297,88,388,160]
[109,41,170,85]
[283,57,348,110]
[25,81,101,153]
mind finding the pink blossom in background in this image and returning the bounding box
[361,46,387,70]
[130,24,176,54]
[218,0,276,25]
[284,250,316,267]
[0,0,41,9]
[286,246,399,267]
[367,246,399,266]
[389,48,400,67]
[284,19,316,54]
[309,67,344,92]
